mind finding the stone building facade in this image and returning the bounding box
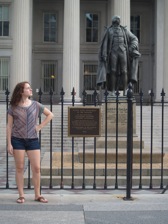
[0,0,167,102]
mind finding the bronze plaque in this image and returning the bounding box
[68,106,101,137]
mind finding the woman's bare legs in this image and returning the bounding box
[27,150,48,202]
[13,150,25,202]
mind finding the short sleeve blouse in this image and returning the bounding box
[8,100,44,139]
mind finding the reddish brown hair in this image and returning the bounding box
[10,81,30,106]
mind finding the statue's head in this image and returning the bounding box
[112,15,120,26]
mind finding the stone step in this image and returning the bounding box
[50,150,162,164]
[40,168,168,177]
[24,175,168,187]
[25,151,166,187]
[78,149,163,163]
[24,152,166,178]
[90,136,144,149]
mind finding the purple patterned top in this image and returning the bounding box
[8,100,44,139]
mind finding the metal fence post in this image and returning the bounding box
[38,88,43,192]
[5,88,10,189]
[160,89,165,189]
[82,89,87,189]
[71,87,75,189]
[93,89,98,189]
[49,88,53,189]
[115,89,120,189]
[104,88,108,189]
[124,83,133,200]
[60,87,65,189]
[149,89,154,189]
[139,89,143,189]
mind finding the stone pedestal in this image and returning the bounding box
[78,97,147,163]
[101,97,136,136]
[95,97,141,151]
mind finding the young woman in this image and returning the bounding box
[7,81,54,203]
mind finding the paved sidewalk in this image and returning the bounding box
[0,189,168,224]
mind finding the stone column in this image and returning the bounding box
[63,0,80,102]
[11,0,33,92]
[155,0,165,100]
[110,0,130,29]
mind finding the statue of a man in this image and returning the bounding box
[97,15,141,96]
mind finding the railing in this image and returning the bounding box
[2,84,168,198]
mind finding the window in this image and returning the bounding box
[84,64,98,90]
[0,58,9,91]
[41,61,56,93]
[43,12,57,42]
[131,16,140,42]
[84,63,98,103]
[85,13,98,42]
[0,5,9,37]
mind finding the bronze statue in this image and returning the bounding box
[97,15,141,96]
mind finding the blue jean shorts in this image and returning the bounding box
[11,136,40,150]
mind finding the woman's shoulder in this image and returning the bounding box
[32,100,43,106]
[30,100,39,105]
[31,100,44,110]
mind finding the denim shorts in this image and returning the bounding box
[11,136,40,150]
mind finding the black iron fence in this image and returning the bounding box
[2,84,168,198]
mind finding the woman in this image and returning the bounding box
[6,81,54,203]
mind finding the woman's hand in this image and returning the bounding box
[8,144,13,156]
[36,107,53,133]
[35,125,42,132]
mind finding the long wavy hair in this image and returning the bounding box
[10,81,30,106]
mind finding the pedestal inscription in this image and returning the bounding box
[102,98,136,135]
